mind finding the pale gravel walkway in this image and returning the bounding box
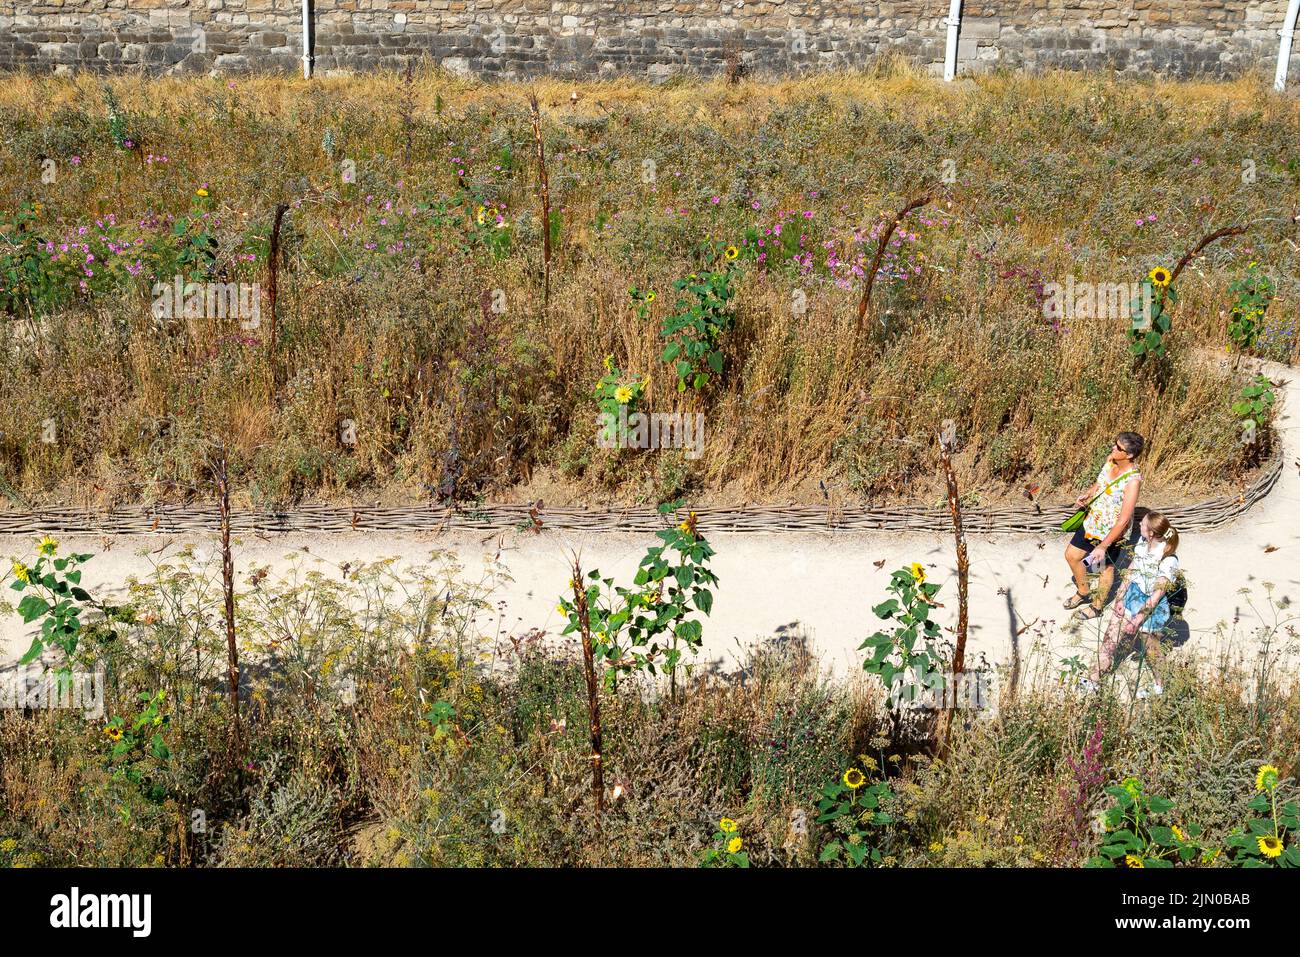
[4,355,1298,686]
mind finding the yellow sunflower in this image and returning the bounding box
[727,837,743,854]
[614,386,633,404]
[103,726,123,742]
[1124,854,1144,868]
[1257,835,1283,859]
[476,205,487,225]
[909,562,926,584]
[719,817,738,833]
[37,535,58,557]
[645,291,656,303]
[1256,764,1280,792]
[843,767,866,789]
[724,245,739,261]
[1148,266,1172,287]
[11,560,30,585]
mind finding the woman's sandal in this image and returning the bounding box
[1063,590,1091,610]
[1075,604,1103,620]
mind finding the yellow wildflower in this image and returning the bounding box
[719,818,738,833]
[1148,266,1171,287]
[1256,764,1280,792]
[11,560,30,584]
[909,562,926,584]
[1124,854,1144,868]
[614,386,633,404]
[37,535,58,556]
[843,767,866,789]
[727,837,743,854]
[195,187,209,197]
[724,245,739,260]
[1258,835,1283,859]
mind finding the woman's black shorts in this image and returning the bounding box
[1069,527,1123,566]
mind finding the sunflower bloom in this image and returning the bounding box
[727,837,743,854]
[1257,835,1283,859]
[843,767,866,789]
[645,291,656,303]
[909,562,926,584]
[1148,266,1172,287]
[724,245,739,261]
[104,726,123,742]
[11,561,30,584]
[614,386,633,404]
[1124,854,1144,868]
[719,818,738,833]
[37,536,58,557]
[1256,764,1280,792]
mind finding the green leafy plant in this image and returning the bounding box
[699,816,749,868]
[593,354,649,419]
[9,537,98,677]
[557,508,717,690]
[815,766,894,866]
[636,241,739,392]
[1226,262,1275,355]
[104,689,172,804]
[1226,764,1299,867]
[1086,776,1209,868]
[859,564,945,704]
[1231,374,1275,448]
[1128,270,1175,360]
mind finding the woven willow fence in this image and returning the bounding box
[0,451,1282,538]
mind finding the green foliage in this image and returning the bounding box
[859,565,944,703]
[9,538,99,676]
[1231,374,1275,446]
[699,818,750,868]
[592,354,649,419]
[557,515,718,687]
[1226,263,1275,355]
[815,767,894,866]
[1225,767,1299,868]
[639,242,739,392]
[1128,277,1175,360]
[104,689,172,804]
[1086,777,1209,868]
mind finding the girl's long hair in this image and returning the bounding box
[1145,510,1179,559]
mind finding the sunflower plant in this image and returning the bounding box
[593,355,649,419]
[557,511,718,690]
[1225,764,1299,868]
[859,564,945,707]
[1085,776,1209,868]
[1128,267,1175,360]
[8,537,100,677]
[104,689,172,804]
[815,766,895,866]
[1226,263,1274,355]
[640,241,739,392]
[699,817,750,868]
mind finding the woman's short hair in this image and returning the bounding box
[1117,431,1145,459]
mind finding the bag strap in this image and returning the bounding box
[1083,468,1137,510]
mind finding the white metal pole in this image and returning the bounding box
[943,0,963,82]
[300,0,313,78]
[1276,0,1300,91]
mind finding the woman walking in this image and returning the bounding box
[1064,431,1144,619]
[1088,510,1180,685]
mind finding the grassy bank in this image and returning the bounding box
[1,541,1297,868]
[0,67,1296,509]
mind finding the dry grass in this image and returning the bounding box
[1,67,1295,509]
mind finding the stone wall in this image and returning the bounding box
[0,1,1295,80]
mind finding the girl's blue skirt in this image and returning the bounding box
[1123,580,1170,633]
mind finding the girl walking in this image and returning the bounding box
[1089,510,1181,683]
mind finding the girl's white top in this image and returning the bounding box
[1128,537,1179,594]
